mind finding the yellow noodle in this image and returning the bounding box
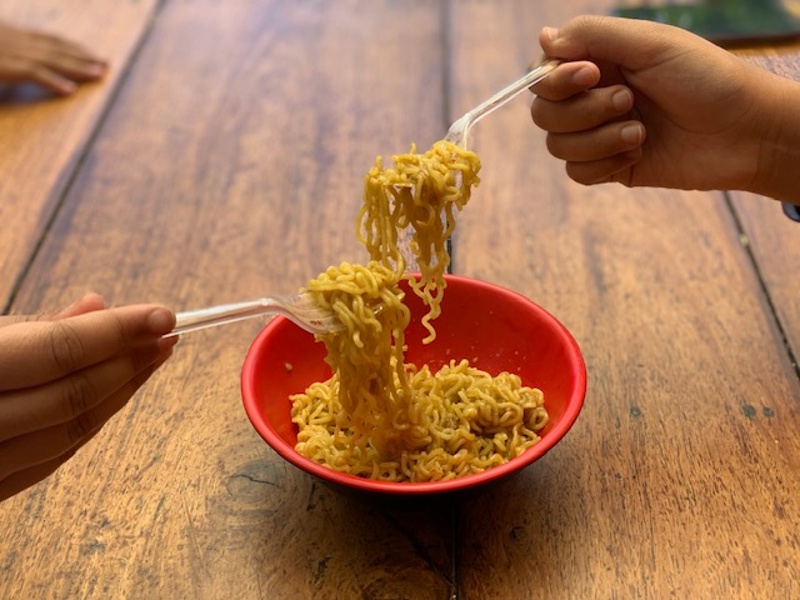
[290,140,548,482]
[358,140,481,343]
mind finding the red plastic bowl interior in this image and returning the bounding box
[241,274,586,496]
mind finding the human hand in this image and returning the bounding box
[530,16,789,196]
[0,294,176,502]
[0,20,108,95]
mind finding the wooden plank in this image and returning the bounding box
[448,1,800,597]
[6,1,797,598]
[0,1,456,599]
[0,0,161,308]
[728,48,800,375]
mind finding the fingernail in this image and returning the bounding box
[58,80,78,95]
[89,62,107,77]
[621,123,644,145]
[80,292,105,306]
[158,335,179,353]
[148,308,175,334]
[542,26,559,42]
[612,89,633,111]
[572,66,595,87]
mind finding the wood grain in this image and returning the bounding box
[0,0,161,309]
[729,49,800,378]
[450,1,800,598]
[2,0,799,598]
[0,1,457,598]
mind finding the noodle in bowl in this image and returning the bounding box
[241,273,586,497]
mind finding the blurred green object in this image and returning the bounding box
[612,0,800,45]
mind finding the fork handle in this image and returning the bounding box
[166,298,280,337]
[464,58,562,127]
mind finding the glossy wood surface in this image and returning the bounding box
[1,1,799,598]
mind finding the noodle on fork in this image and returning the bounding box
[290,140,548,482]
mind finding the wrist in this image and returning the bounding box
[748,72,800,204]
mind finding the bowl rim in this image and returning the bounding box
[241,274,587,495]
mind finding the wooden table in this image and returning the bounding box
[2,1,799,598]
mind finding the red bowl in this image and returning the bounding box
[241,274,586,497]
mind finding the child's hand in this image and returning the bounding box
[0,294,176,501]
[530,16,792,198]
[0,20,108,95]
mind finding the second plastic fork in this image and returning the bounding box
[444,58,561,149]
[165,293,342,337]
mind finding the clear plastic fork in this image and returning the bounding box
[164,293,342,337]
[166,63,562,339]
[444,58,561,149]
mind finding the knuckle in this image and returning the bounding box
[47,322,87,373]
[66,411,99,448]
[62,372,98,418]
[108,314,129,346]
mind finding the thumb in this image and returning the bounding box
[539,15,711,71]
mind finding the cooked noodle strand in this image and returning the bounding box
[290,140,548,482]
